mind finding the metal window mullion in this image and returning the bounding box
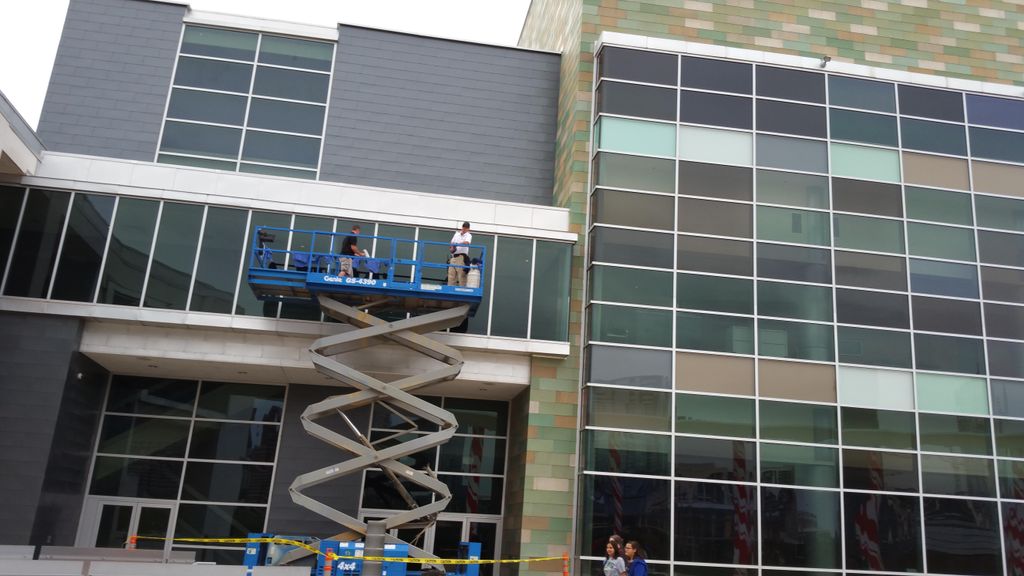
[262,383,289,532]
[312,36,337,180]
[155,25,188,162]
[45,191,76,300]
[91,195,120,304]
[668,52,681,570]
[0,186,30,295]
[139,201,165,308]
[236,34,263,169]
[485,235,498,336]
[229,209,254,315]
[749,60,764,574]
[526,239,537,338]
[184,205,210,312]
[77,373,115,544]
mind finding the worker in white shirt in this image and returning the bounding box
[447,221,472,286]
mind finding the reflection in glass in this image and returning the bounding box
[98,198,159,306]
[235,211,290,317]
[678,236,752,276]
[99,415,190,458]
[580,475,670,559]
[258,35,333,71]
[591,303,672,347]
[681,56,751,94]
[252,67,329,102]
[677,312,753,355]
[160,121,242,159]
[167,89,247,125]
[835,288,908,328]
[51,193,115,301]
[247,98,325,135]
[906,186,973,225]
[756,206,829,246]
[586,345,672,389]
[757,243,830,284]
[989,340,1024,379]
[439,475,502,514]
[841,407,916,450]
[760,401,836,444]
[758,281,832,322]
[921,454,995,498]
[760,444,837,488]
[439,436,507,476]
[829,75,895,112]
[4,189,70,298]
[592,227,674,269]
[594,152,675,193]
[758,319,834,362]
[675,480,758,564]
[597,81,676,121]
[173,57,253,93]
[756,135,828,173]
[899,85,964,122]
[587,386,671,432]
[996,419,1024,458]
[923,497,1000,576]
[584,430,670,476]
[174,504,266,539]
[907,222,976,261]
[677,274,753,315]
[531,241,571,340]
[106,375,198,417]
[143,202,203,310]
[833,214,904,254]
[919,413,992,455]
[182,461,272,503]
[900,118,967,156]
[978,230,1024,267]
[843,449,917,492]
[829,109,898,146]
[675,436,755,482]
[679,197,752,237]
[190,207,247,313]
[242,131,321,169]
[757,66,824,103]
[362,469,433,509]
[756,170,828,209]
[181,26,257,60]
[188,421,279,462]
[196,382,284,422]
[761,487,840,569]
[999,460,1024,500]
[0,187,26,280]
[909,258,978,298]
[591,265,673,307]
[914,333,985,375]
[676,394,754,439]
[90,456,183,499]
[757,100,826,137]
[680,90,752,130]
[600,46,677,85]
[444,398,508,436]
[834,251,906,291]
[844,493,922,572]
[992,379,1024,418]
[591,188,674,230]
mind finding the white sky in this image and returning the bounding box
[0,0,533,129]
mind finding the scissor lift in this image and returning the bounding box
[247,227,487,568]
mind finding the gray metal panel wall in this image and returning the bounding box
[36,0,184,160]
[267,384,370,537]
[321,26,560,206]
[0,312,84,544]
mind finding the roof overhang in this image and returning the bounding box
[0,91,44,177]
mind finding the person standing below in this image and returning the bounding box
[447,221,472,286]
[603,538,627,576]
[340,224,367,277]
[624,541,647,576]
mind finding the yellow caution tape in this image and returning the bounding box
[130,536,565,565]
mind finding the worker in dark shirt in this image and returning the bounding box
[339,225,367,277]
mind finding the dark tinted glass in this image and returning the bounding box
[914,333,985,374]
[98,415,189,458]
[676,393,755,438]
[591,227,673,268]
[924,498,1000,576]
[996,419,1024,458]
[756,135,828,173]
[843,449,917,492]
[580,475,670,559]
[90,456,182,499]
[989,340,1024,379]
[444,398,508,436]
[828,75,895,112]
[677,273,753,314]
[677,236,752,276]
[160,121,241,159]
[583,430,669,476]
[676,481,758,564]
[757,205,830,246]
[258,35,333,71]
[362,469,433,509]
[248,98,325,135]
[835,288,909,328]
[828,108,898,146]
[680,91,751,129]
[680,56,751,93]
[756,66,825,103]
[188,421,278,462]
[898,85,964,122]
[760,443,838,487]
[831,178,902,217]
[181,26,257,60]
[966,93,1024,130]
[834,251,906,291]
[167,88,246,126]
[921,454,995,497]
[677,161,752,201]
[242,131,320,169]
[979,230,1024,266]
[971,126,1024,164]
[182,462,272,503]
[758,281,832,321]
[992,379,1024,418]
[838,326,912,368]
[597,81,677,121]
[842,407,917,450]
[439,436,505,474]
[761,488,840,568]
[189,207,246,313]
[4,189,70,298]
[757,100,826,137]
[196,382,284,422]
[595,152,676,193]
[919,413,992,455]
[1000,462,1024,499]
[592,188,674,230]
[986,303,1024,340]
[756,170,828,209]
[234,211,290,317]
[844,493,922,572]
[532,240,571,341]
[900,118,967,155]
[913,296,982,335]
[975,194,1024,233]
[909,258,978,298]
[905,186,973,225]
[982,266,1024,304]
[675,436,756,482]
[599,46,677,85]
[0,187,25,280]
[757,243,831,283]
[106,376,197,416]
[834,212,904,253]
[678,197,752,237]
[586,386,671,431]
[586,345,672,389]
[760,400,837,444]
[173,57,253,93]
[143,202,202,310]
[175,504,266,539]
[677,312,754,355]
[252,66,329,102]
[590,304,672,348]
[51,193,115,302]
[97,198,159,306]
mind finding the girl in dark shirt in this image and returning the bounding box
[624,541,647,576]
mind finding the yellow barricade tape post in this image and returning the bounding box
[129,536,565,565]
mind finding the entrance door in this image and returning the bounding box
[431,518,499,576]
[80,499,174,551]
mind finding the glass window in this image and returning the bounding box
[917,373,988,415]
[252,66,329,102]
[844,493,923,572]
[98,415,190,458]
[992,379,1024,418]
[756,170,828,209]
[487,235,532,337]
[593,225,671,268]
[677,161,752,201]
[758,281,832,321]
[898,85,964,122]
[678,198,751,237]
[757,66,825,103]
[835,288,909,328]
[597,81,676,121]
[591,188,674,230]
[586,345,672,389]
[599,46,677,85]
[444,397,507,436]
[247,99,325,136]
[188,421,279,462]
[531,241,571,341]
[175,504,265,539]
[181,26,257,60]
[914,334,985,374]
[983,266,1024,304]
[842,407,917,450]
[234,211,290,317]
[834,251,906,291]
[680,56,751,94]
[760,443,837,488]
[586,386,671,432]
[677,312,754,354]
[675,481,759,565]
[594,152,676,193]
[677,274,753,314]
[837,326,912,368]
[757,135,827,173]
[996,419,1024,458]
[966,93,1024,130]
[843,449,918,492]
[241,131,320,169]
[757,243,831,284]
[597,116,675,157]
[918,413,992,455]
[173,56,253,93]
[0,187,25,274]
[758,360,836,404]
[106,375,197,416]
[158,155,236,171]
[837,366,914,410]
[833,214,904,254]
[828,108,898,146]
[238,163,315,179]
[758,100,826,138]
[912,296,982,336]
[196,382,283,422]
[758,205,832,246]
[591,265,673,307]
[583,430,670,476]
[999,460,1024,499]
[676,352,755,396]
[678,236,752,276]
[905,185,973,225]
[830,143,900,182]
[142,202,203,310]
[590,303,672,347]
[188,207,246,314]
[909,258,978,298]
[51,193,115,302]
[923,498,1000,576]
[829,75,895,112]
[89,456,183,499]
[979,230,1024,267]
[900,118,967,156]
[975,194,1024,233]
[920,454,995,497]
[439,436,506,474]
[831,178,902,217]
[160,121,241,159]
[679,126,752,166]
[167,89,247,126]
[258,35,333,71]
[580,475,670,560]
[679,90,751,129]
[761,488,840,569]
[989,340,1024,379]
[4,189,70,298]
[182,462,272,503]
[675,436,756,482]
[970,126,1024,164]
[362,469,433,510]
[760,400,837,444]
[676,393,754,438]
